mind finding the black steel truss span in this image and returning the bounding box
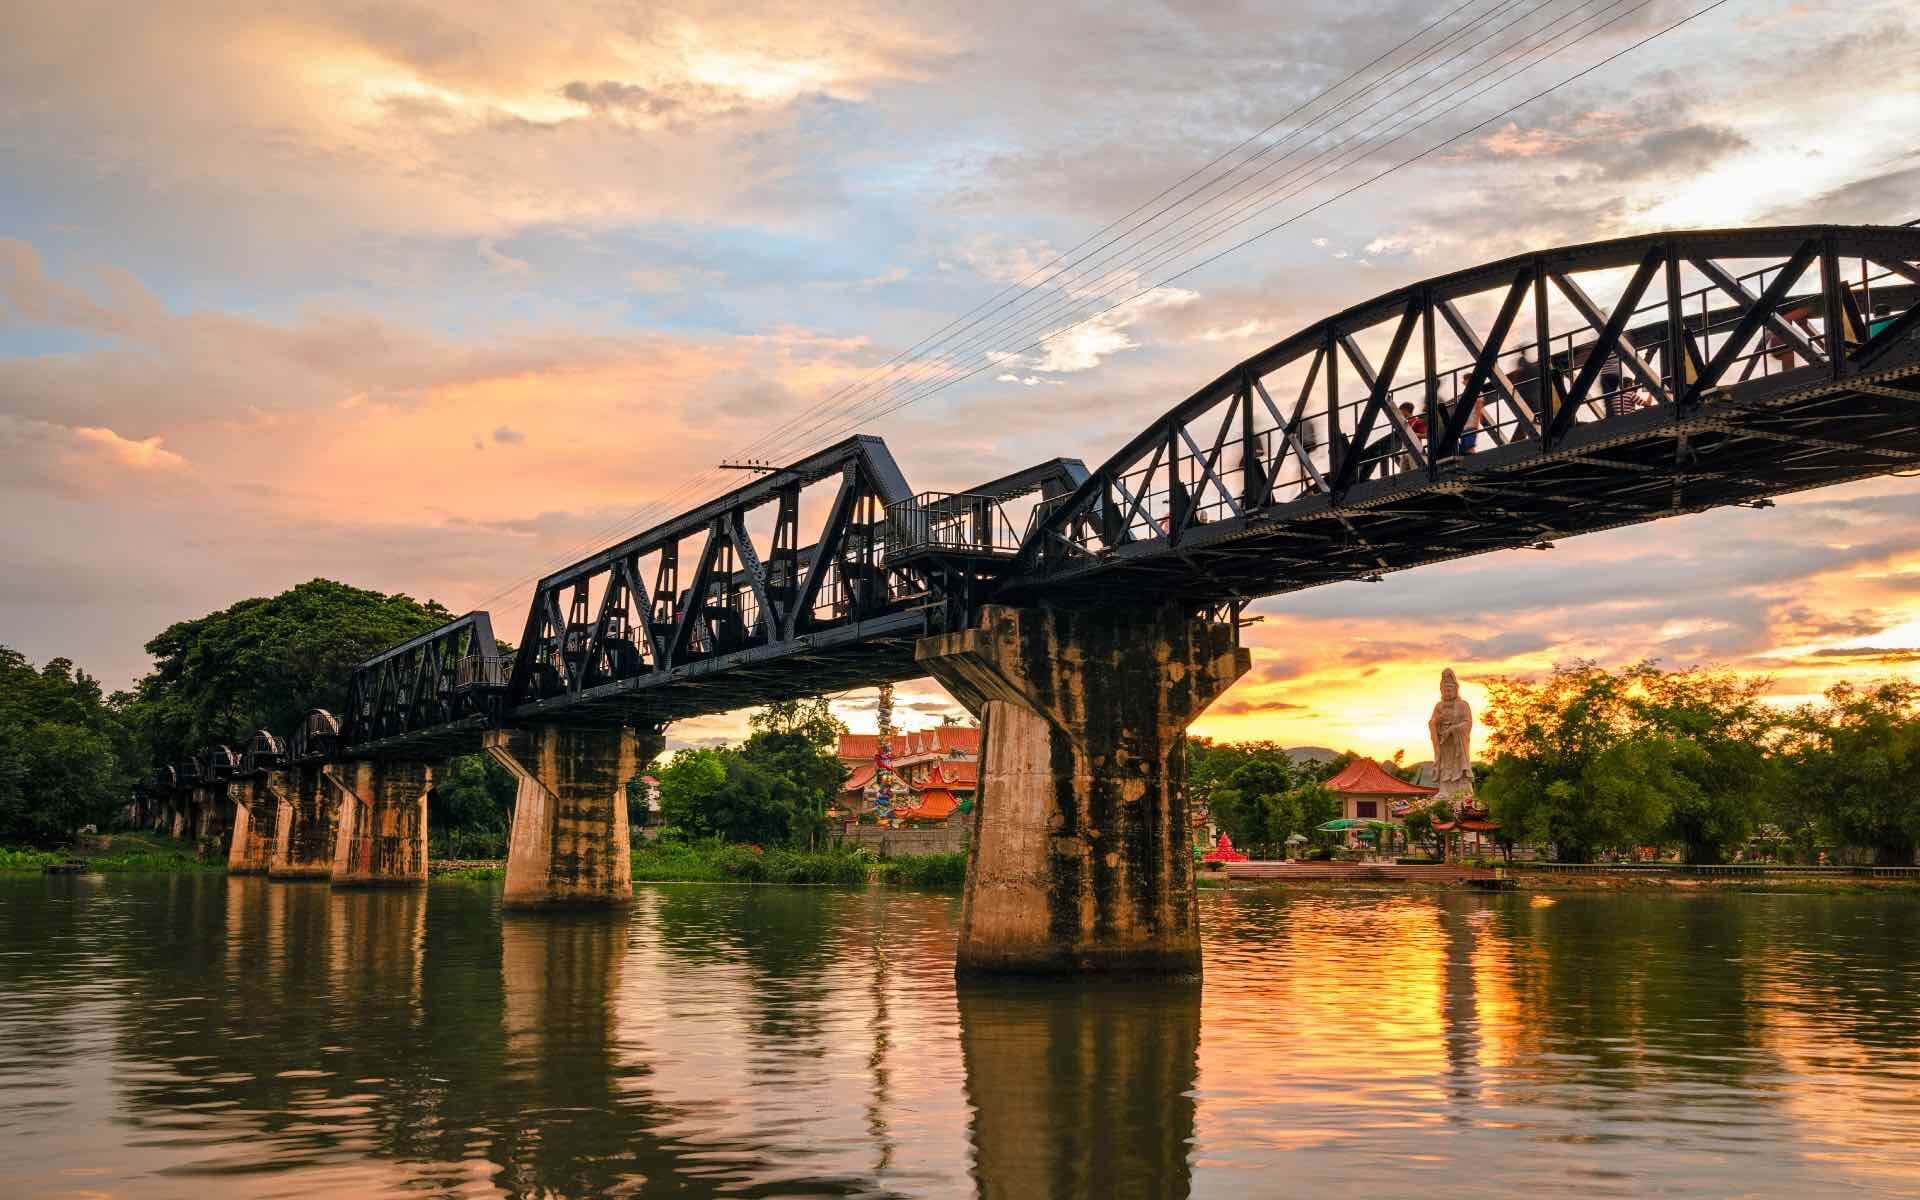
[496,435,935,736]
[324,224,1920,760]
[340,613,501,758]
[1007,224,1920,607]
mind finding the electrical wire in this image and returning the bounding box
[465,0,1730,614]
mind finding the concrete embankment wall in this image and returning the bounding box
[832,826,967,856]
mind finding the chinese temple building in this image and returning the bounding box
[836,726,981,827]
[1323,756,1437,822]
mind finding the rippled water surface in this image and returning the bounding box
[3,877,1919,1198]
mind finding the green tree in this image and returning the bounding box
[1777,681,1920,865]
[742,697,848,848]
[1193,741,1297,851]
[1633,668,1774,863]
[1480,662,1660,862]
[748,697,846,746]
[1481,661,1778,862]
[1286,781,1340,842]
[656,746,803,846]
[0,646,131,843]
[431,754,517,852]
[657,747,728,834]
[128,578,451,763]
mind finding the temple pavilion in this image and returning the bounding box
[835,726,980,827]
[1323,757,1437,822]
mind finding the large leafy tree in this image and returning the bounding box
[1481,661,1778,863]
[431,754,517,844]
[1776,681,1920,865]
[0,646,133,843]
[740,698,847,849]
[656,746,801,846]
[130,578,451,761]
[1190,739,1299,844]
[1633,668,1773,863]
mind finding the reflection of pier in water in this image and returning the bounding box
[959,980,1199,1199]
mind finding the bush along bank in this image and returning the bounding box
[435,843,969,888]
[629,840,968,888]
[1,832,225,874]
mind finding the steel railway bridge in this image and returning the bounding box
[144,224,1920,972]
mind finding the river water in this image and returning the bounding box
[2,877,1918,1198]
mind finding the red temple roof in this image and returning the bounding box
[838,727,981,767]
[903,790,959,821]
[1323,757,1438,798]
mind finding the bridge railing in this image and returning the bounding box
[456,654,510,690]
[883,492,1022,562]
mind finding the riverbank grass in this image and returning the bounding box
[435,845,969,887]
[1,831,223,873]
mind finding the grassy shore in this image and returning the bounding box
[1,831,224,874]
[630,842,967,887]
[436,843,970,888]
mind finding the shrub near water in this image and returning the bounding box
[628,839,965,887]
[630,840,876,885]
[883,852,967,888]
[0,847,63,871]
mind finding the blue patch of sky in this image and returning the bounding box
[0,327,122,358]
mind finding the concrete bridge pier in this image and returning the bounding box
[919,604,1249,975]
[226,774,282,875]
[269,764,341,880]
[328,761,433,887]
[486,725,658,909]
[191,784,230,855]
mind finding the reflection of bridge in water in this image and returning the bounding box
[16,879,1919,1193]
[138,225,1920,973]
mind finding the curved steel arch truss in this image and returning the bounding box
[1008,224,1920,606]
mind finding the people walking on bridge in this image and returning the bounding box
[1512,349,1546,438]
[1396,402,1427,474]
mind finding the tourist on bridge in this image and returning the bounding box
[1396,402,1427,474]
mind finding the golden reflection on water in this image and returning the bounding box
[5,879,1920,1197]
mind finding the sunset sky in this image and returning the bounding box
[4,0,1919,761]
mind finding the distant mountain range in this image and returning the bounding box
[1284,746,1339,764]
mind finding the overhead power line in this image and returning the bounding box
[465,0,1729,615]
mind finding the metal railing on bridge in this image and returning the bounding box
[883,492,1023,563]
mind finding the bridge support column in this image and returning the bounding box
[328,761,432,888]
[918,604,1248,975]
[192,784,231,858]
[269,764,338,880]
[486,725,655,909]
[227,776,279,875]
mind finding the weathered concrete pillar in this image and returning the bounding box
[191,784,233,860]
[486,725,658,909]
[269,764,340,880]
[226,776,280,875]
[918,604,1249,975]
[328,761,432,888]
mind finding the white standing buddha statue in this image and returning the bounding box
[1428,667,1474,805]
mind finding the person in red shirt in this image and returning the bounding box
[1396,401,1427,474]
